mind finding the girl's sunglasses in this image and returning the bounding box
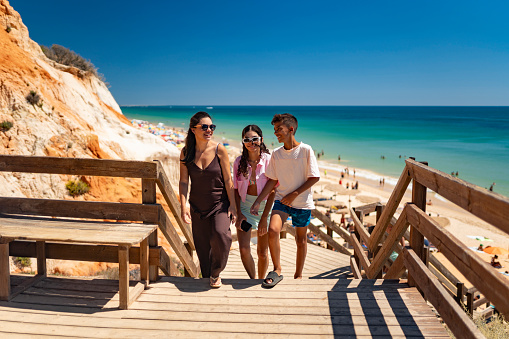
[243,137,261,143]
[194,124,216,131]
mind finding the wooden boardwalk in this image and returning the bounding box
[0,239,449,338]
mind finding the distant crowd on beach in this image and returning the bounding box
[130,119,186,148]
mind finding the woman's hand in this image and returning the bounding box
[181,207,191,224]
[228,206,237,225]
[236,213,247,230]
[258,218,268,236]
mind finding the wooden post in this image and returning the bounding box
[140,238,149,286]
[326,225,333,250]
[184,241,192,277]
[142,178,158,282]
[466,291,474,316]
[0,240,11,301]
[372,204,384,278]
[354,210,363,270]
[408,160,427,289]
[36,241,46,276]
[118,245,130,310]
[455,282,464,306]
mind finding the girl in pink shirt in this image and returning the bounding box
[233,125,276,279]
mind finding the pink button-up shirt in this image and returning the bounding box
[233,152,272,202]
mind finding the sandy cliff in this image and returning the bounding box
[0,0,181,275]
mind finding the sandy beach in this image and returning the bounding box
[130,118,509,283]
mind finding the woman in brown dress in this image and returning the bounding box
[179,112,237,288]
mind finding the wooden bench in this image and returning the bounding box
[0,214,157,309]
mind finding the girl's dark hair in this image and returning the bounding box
[237,125,270,179]
[181,111,212,165]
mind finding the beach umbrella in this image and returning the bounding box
[483,247,509,255]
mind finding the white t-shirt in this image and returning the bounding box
[265,142,320,210]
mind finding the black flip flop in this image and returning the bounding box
[262,271,283,288]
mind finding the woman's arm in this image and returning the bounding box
[179,149,192,224]
[217,144,237,224]
[234,189,244,230]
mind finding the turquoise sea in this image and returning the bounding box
[122,106,509,197]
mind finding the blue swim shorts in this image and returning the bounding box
[272,200,311,228]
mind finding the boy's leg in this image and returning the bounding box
[266,210,287,281]
[237,228,255,279]
[294,226,308,279]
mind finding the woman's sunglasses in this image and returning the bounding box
[243,137,261,144]
[194,124,216,131]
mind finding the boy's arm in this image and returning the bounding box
[250,179,278,216]
[280,177,320,207]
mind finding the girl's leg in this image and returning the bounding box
[209,211,232,279]
[238,228,255,278]
[257,232,269,279]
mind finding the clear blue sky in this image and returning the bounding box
[11,0,509,106]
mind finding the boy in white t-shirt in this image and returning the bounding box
[251,113,320,288]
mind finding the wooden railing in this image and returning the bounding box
[0,155,198,279]
[344,158,509,339]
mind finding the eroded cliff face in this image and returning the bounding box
[0,0,181,274]
[0,0,180,200]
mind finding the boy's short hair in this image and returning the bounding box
[271,113,298,134]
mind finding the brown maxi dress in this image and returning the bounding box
[186,145,232,278]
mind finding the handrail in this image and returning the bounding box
[0,154,158,178]
[406,158,509,234]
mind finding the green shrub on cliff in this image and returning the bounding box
[0,121,13,131]
[65,179,90,196]
[41,44,104,81]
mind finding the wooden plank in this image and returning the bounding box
[406,158,509,235]
[409,167,427,289]
[353,202,379,214]
[367,208,409,279]
[384,252,406,279]
[311,209,351,243]
[128,282,146,307]
[407,203,509,320]
[118,245,129,310]
[156,163,195,250]
[9,241,160,266]
[307,223,351,255]
[428,264,456,297]
[0,242,10,300]
[158,208,198,277]
[428,253,462,286]
[9,274,46,300]
[0,154,158,178]
[350,207,370,246]
[402,248,484,339]
[159,248,181,276]
[0,216,157,245]
[0,197,159,223]
[36,241,46,276]
[350,256,362,279]
[368,166,411,252]
[348,231,370,274]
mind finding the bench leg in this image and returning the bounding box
[0,241,11,301]
[118,245,129,310]
[36,241,46,276]
[148,230,158,282]
[140,238,149,287]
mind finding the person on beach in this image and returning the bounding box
[179,112,237,288]
[233,125,276,279]
[250,113,320,288]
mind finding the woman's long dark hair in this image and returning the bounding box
[181,111,212,165]
[236,125,270,179]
